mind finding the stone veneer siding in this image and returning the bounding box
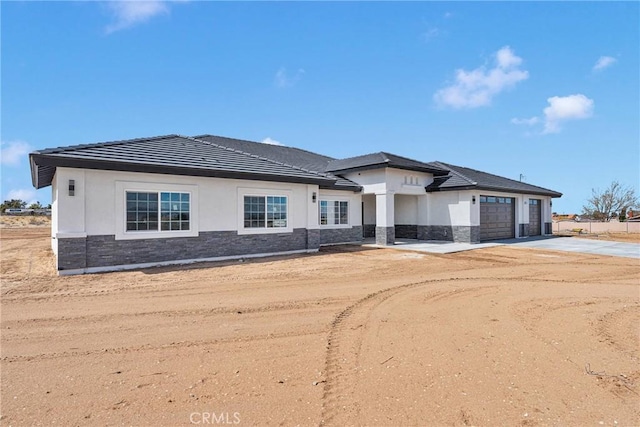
[375,226,395,245]
[363,224,376,238]
[57,228,318,272]
[394,225,418,239]
[417,225,480,244]
[320,226,363,245]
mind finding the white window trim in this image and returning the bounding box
[319,197,351,229]
[237,188,293,235]
[115,181,198,240]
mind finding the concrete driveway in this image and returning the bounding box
[366,236,640,259]
[493,236,640,259]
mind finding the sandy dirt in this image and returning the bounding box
[1,227,639,426]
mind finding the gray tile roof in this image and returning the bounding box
[193,134,360,190]
[426,162,562,197]
[326,152,449,175]
[30,135,351,190]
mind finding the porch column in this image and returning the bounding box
[375,192,395,245]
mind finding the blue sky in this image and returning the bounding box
[2,1,638,213]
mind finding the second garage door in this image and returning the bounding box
[529,199,541,236]
[480,196,515,241]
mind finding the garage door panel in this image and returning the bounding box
[480,196,515,241]
[529,199,541,236]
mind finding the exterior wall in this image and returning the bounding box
[317,189,363,245]
[427,191,474,227]
[51,168,324,273]
[343,168,434,196]
[362,194,376,237]
[395,195,418,225]
[320,226,363,245]
[343,168,434,245]
[57,229,315,272]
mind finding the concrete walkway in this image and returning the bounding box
[364,236,640,259]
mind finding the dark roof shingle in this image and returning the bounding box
[326,152,449,175]
[30,135,347,189]
[425,162,562,197]
[193,134,360,190]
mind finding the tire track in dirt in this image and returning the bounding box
[319,277,501,425]
[2,297,351,326]
[1,328,326,363]
[318,274,637,425]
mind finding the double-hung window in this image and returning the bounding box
[126,191,190,232]
[320,200,349,225]
[243,195,287,229]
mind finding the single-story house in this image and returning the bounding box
[29,134,562,275]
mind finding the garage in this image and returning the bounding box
[529,199,541,236]
[480,196,515,241]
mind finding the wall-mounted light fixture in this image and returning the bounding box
[312,192,317,203]
[472,195,476,204]
[68,180,75,196]
[524,200,528,205]
[550,200,553,207]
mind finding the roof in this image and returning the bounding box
[193,134,360,190]
[425,162,562,197]
[326,152,449,175]
[30,135,358,190]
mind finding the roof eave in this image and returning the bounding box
[30,155,336,188]
[425,183,562,198]
[330,163,447,175]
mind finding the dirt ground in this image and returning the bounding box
[1,226,639,426]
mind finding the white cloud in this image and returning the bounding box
[6,188,37,204]
[104,1,172,34]
[434,46,529,109]
[593,56,617,72]
[422,27,440,42]
[261,137,283,146]
[1,141,32,166]
[274,67,305,88]
[510,116,539,126]
[543,94,594,134]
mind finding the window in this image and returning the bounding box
[160,192,190,231]
[530,199,539,205]
[320,200,349,225]
[126,191,189,232]
[244,196,287,228]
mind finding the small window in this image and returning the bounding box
[530,199,538,205]
[244,195,287,229]
[505,198,512,204]
[479,196,487,203]
[487,197,496,203]
[126,191,189,232]
[320,200,349,225]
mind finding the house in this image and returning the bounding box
[29,134,562,275]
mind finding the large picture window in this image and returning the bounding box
[320,200,348,225]
[244,195,287,229]
[126,191,190,232]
